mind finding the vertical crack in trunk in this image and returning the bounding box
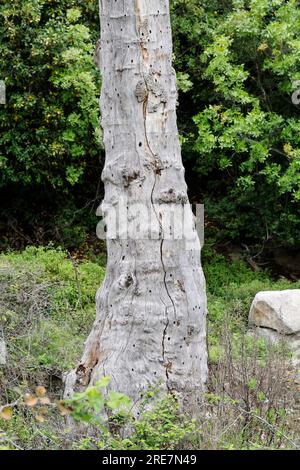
[142,93,176,389]
[135,3,177,390]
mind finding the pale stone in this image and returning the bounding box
[248,289,300,383]
[249,290,300,335]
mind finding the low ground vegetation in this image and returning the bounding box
[0,246,299,450]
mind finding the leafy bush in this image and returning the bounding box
[64,380,198,450]
[172,0,300,246]
[1,1,300,249]
[0,0,101,189]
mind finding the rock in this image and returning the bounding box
[0,339,6,365]
[248,289,300,383]
[249,326,300,351]
[249,289,300,335]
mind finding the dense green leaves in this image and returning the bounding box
[0,0,100,189]
[171,0,300,246]
[1,0,300,248]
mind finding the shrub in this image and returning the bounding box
[1,247,299,450]
[172,0,300,247]
[0,246,104,400]
[0,0,101,190]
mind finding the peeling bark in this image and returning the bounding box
[65,0,207,407]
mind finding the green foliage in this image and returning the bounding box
[0,0,101,189]
[1,0,300,248]
[171,0,300,246]
[202,247,300,359]
[0,245,105,449]
[0,246,298,449]
[0,246,104,384]
[67,382,198,451]
[125,393,197,450]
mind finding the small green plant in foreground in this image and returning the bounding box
[65,380,198,450]
[0,379,199,451]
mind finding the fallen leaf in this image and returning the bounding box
[56,400,72,416]
[39,396,51,405]
[35,386,46,397]
[35,415,45,423]
[38,407,48,415]
[25,394,38,407]
[0,407,13,421]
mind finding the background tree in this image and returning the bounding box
[173,0,300,248]
[1,0,300,254]
[0,0,101,248]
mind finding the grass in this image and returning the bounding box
[0,244,299,449]
[0,246,105,397]
[203,250,300,361]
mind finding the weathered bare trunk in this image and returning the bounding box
[66,0,207,406]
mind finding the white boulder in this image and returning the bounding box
[249,289,300,335]
[248,289,300,383]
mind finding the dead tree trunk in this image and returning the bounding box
[66,0,207,406]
